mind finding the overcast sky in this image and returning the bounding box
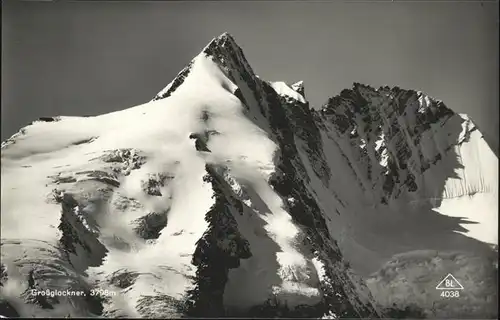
[2,0,498,153]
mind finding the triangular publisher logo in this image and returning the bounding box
[436,273,464,290]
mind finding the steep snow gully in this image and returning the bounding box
[1,33,497,318]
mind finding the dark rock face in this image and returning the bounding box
[97,148,147,176]
[320,83,463,201]
[135,295,186,318]
[71,137,98,146]
[262,81,380,318]
[132,211,169,240]
[0,298,20,318]
[108,269,139,289]
[76,170,121,188]
[0,264,7,287]
[203,33,268,117]
[141,173,172,197]
[279,94,331,186]
[152,61,194,101]
[292,81,305,97]
[189,133,211,152]
[233,87,247,106]
[57,193,108,269]
[37,117,61,123]
[1,128,27,149]
[184,165,252,317]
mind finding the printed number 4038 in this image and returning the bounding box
[440,291,460,298]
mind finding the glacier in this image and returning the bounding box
[0,33,497,318]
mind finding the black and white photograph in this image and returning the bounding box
[1,0,498,318]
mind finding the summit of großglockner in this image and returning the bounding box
[152,32,255,102]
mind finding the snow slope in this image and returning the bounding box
[1,33,497,318]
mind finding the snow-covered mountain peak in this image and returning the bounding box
[291,80,305,97]
[270,81,307,104]
[1,34,497,319]
[152,33,259,103]
[318,81,496,204]
[203,32,240,54]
